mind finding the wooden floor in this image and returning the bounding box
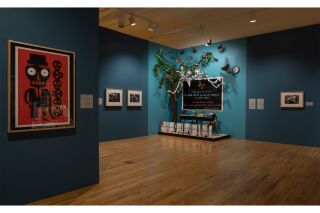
[32,135,320,205]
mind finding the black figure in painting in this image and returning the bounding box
[24,54,63,120]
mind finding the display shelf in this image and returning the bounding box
[179,114,216,122]
[158,131,230,142]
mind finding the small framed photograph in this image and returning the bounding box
[280,92,304,108]
[105,88,123,107]
[128,90,142,107]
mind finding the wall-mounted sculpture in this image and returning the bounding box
[153,48,218,121]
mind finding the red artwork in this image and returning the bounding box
[8,40,75,133]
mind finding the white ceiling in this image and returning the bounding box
[99,8,320,49]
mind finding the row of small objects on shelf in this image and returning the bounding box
[160,121,215,138]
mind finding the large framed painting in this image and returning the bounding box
[105,88,123,107]
[280,91,304,108]
[7,40,76,133]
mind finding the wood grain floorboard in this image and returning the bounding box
[31,135,320,205]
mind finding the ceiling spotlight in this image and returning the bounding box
[129,15,136,26]
[205,39,212,46]
[148,21,155,31]
[118,17,125,28]
[249,14,257,23]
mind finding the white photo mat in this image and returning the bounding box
[127,90,142,106]
[280,91,304,108]
[105,88,123,107]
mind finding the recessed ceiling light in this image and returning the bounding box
[129,15,136,26]
[249,14,257,23]
[148,21,154,31]
[148,21,158,32]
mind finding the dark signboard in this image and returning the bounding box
[182,78,223,111]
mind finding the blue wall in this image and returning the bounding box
[99,28,148,142]
[148,39,247,139]
[0,9,99,204]
[246,24,320,146]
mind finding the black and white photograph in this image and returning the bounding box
[109,92,121,102]
[127,90,142,106]
[105,88,123,106]
[281,92,304,108]
[130,94,140,103]
[285,95,299,104]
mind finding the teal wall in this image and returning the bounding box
[182,39,247,139]
[148,39,247,139]
[148,42,178,134]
